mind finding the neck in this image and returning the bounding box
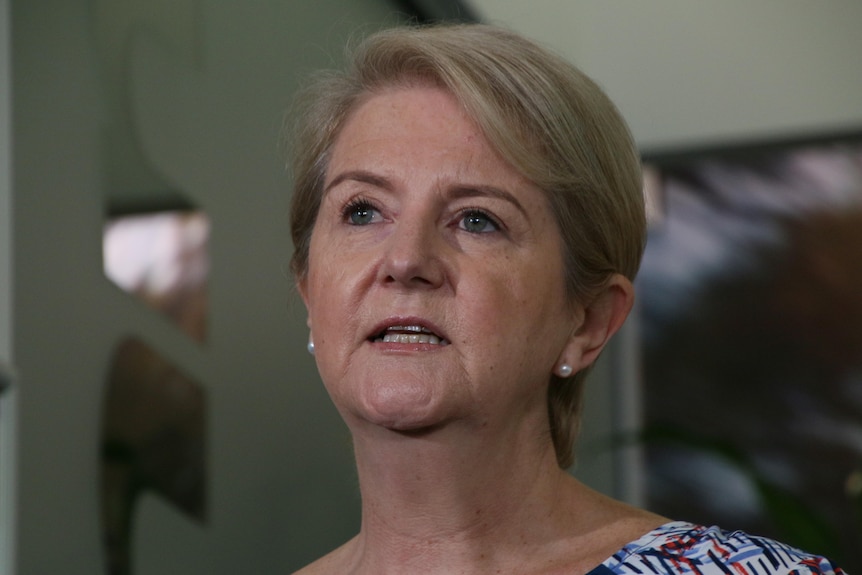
[342,416,588,574]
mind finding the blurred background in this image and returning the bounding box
[1,1,861,573]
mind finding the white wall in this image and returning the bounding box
[10,1,405,573]
[468,0,862,149]
[0,0,9,362]
[1,0,16,569]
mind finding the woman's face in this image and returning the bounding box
[300,86,586,434]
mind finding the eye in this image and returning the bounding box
[342,199,382,226]
[458,209,499,234]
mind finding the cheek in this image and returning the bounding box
[468,258,570,345]
[460,275,545,340]
[305,251,373,354]
[308,268,344,328]
[306,231,349,306]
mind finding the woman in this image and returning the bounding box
[288,24,844,575]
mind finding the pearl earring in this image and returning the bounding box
[307,339,315,355]
[557,363,573,378]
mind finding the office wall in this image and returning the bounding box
[0,0,9,363]
[1,0,16,572]
[9,1,407,573]
[468,0,862,149]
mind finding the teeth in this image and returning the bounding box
[374,324,448,345]
[388,325,429,333]
[382,333,442,345]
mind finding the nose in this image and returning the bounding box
[378,215,445,289]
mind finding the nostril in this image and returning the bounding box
[379,229,445,288]
[384,272,434,286]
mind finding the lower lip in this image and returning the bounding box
[369,339,448,352]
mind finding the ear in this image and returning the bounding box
[560,274,635,372]
[296,273,312,329]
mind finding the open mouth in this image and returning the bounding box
[371,325,449,346]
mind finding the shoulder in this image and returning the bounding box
[594,522,845,575]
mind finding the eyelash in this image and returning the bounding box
[339,198,502,234]
[456,207,502,233]
[341,197,381,225]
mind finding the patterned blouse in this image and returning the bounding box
[587,522,846,575]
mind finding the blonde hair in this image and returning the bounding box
[288,24,646,468]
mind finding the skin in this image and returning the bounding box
[297,85,665,575]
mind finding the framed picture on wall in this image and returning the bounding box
[636,130,862,572]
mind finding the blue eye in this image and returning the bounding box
[459,210,498,233]
[344,200,381,225]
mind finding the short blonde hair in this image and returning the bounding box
[288,24,646,468]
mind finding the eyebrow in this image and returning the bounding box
[324,170,392,194]
[448,185,528,219]
[325,170,528,218]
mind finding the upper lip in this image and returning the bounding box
[367,317,449,343]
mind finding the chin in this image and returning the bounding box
[353,380,444,432]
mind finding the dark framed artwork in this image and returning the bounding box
[637,130,862,571]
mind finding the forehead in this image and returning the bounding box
[326,86,528,187]
[338,86,479,145]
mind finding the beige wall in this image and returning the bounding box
[0,0,9,363]
[1,0,14,569]
[8,1,405,573]
[468,0,862,149]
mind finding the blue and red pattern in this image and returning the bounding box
[588,522,846,575]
